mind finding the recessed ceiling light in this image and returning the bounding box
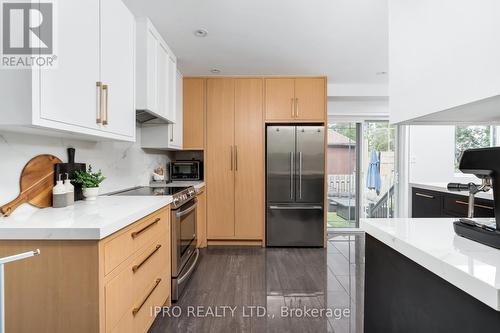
[194,29,208,37]
[376,71,387,75]
[210,69,221,74]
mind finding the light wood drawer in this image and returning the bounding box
[105,234,169,332]
[109,269,170,333]
[104,208,168,275]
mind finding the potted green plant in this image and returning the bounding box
[75,165,106,201]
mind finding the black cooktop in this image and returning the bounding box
[112,186,188,196]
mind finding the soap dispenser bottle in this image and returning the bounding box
[53,174,67,208]
[64,173,74,206]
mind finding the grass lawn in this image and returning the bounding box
[327,212,356,228]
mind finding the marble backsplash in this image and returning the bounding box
[0,126,173,215]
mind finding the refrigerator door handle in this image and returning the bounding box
[299,151,303,199]
[290,152,294,199]
[269,205,323,210]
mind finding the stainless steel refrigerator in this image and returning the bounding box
[266,125,325,247]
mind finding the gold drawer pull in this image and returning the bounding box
[455,200,494,210]
[132,244,161,273]
[96,81,103,124]
[102,84,109,125]
[132,278,162,316]
[415,192,434,199]
[131,218,160,239]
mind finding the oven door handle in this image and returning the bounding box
[177,248,199,284]
[176,201,198,218]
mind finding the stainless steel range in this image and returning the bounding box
[111,185,200,302]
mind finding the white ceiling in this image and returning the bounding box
[123,0,388,85]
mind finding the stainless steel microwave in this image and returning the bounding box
[169,160,202,181]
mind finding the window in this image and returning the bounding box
[455,126,499,169]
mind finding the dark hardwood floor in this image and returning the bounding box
[149,234,365,333]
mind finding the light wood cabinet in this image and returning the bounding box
[264,78,295,120]
[0,206,171,333]
[206,78,264,241]
[234,79,264,239]
[265,77,326,122]
[206,78,236,238]
[183,78,206,150]
[196,188,207,248]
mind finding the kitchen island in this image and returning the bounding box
[361,218,500,332]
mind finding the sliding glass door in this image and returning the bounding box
[361,122,397,219]
[327,121,397,232]
[327,123,360,229]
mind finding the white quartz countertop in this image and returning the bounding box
[361,218,500,311]
[0,196,172,240]
[410,182,494,200]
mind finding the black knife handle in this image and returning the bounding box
[68,147,75,163]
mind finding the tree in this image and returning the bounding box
[455,126,491,168]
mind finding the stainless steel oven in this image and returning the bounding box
[171,195,199,301]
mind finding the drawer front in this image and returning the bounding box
[109,269,170,333]
[412,188,443,218]
[105,234,169,332]
[104,208,168,275]
[443,195,495,218]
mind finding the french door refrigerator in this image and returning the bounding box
[266,125,325,247]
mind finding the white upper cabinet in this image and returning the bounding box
[136,18,177,123]
[389,0,500,124]
[141,70,183,150]
[0,0,136,141]
[100,0,136,138]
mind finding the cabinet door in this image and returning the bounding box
[412,189,443,218]
[206,78,235,238]
[38,0,100,131]
[183,78,205,149]
[265,78,295,120]
[294,78,326,121]
[167,56,177,122]
[100,0,135,138]
[169,70,183,148]
[146,29,159,113]
[157,43,169,120]
[234,79,264,239]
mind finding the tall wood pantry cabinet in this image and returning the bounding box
[206,78,264,241]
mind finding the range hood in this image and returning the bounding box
[136,110,169,124]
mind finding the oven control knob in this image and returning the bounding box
[173,197,179,205]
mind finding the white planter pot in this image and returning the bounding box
[82,187,99,201]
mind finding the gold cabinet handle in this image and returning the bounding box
[96,82,102,124]
[132,244,161,273]
[131,218,160,239]
[290,98,294,118]
[415,192,434,199]
[132,278,162,316]
[455,200,494,210]
[230,146,233,171]
[235,145,238,171]
[102,84,109,125]
[295,98,299,118]
[170,124,174,142]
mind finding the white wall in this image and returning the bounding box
[408,125,478,184]
[389,0,500,124]
[328,96,389,122]
[0,126,172,215]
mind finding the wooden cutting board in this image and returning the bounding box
[0,154,62,217]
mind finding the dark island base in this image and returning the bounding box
[364,234,500,333]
